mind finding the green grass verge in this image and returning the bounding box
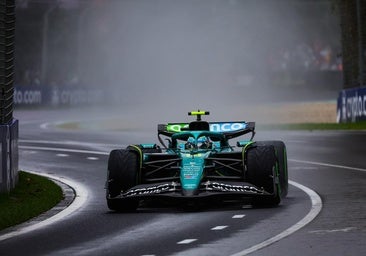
[259,121,366,131]
[0,171,63,231]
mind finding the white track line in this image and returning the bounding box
[229,157,366,255]
[177,239,197,245]
[232,215,246,219]
[289,158,366,172]
[0,171,89,242]
[15,142,366,254]
[19,145,109,156]
[211,226,228,231]
[86,157,99,161]
[19,139,122,149]
[230,180,322,256]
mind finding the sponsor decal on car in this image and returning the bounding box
[167,122,247,132]
[210,122,247,132]
[167,124,189,132]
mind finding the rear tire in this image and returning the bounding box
[106,149,140,211]
[246,145,280,207]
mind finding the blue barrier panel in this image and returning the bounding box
[9,119,19,189]
[0,125,5,188]
[0,124,10,192]
[337,87,366,123]
[0,119,18,192]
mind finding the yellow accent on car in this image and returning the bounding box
[189,110,208,116]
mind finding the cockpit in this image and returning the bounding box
[171,131,226,151]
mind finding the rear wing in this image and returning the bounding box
[158,121,255,140]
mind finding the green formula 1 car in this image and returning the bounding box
[106,110,288,211]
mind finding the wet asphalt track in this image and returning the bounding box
[0,108,365,256]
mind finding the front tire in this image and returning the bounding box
[106,149,140,211]
[256,141,288,197]
[246,145,280,207]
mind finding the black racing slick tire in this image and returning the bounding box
[106,149,140,212]
[246,145,281,207]
[256,141,288,198]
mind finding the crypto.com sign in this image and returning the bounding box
[337,87,366,123]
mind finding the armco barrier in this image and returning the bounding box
[337,87,366,123]
[0,119,18,192]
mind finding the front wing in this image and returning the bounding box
[107,180,274,201]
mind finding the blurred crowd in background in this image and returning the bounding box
[14,0,342,89]
[268,41,342,72]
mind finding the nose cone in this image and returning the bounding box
[180,155,204,191]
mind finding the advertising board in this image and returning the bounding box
[337,87,366,123]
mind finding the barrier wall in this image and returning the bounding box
[14,86,107,107]
[337,87,366,123]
